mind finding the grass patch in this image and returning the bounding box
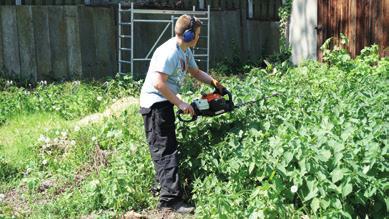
[0,112,71,169]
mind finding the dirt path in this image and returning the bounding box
[77,97,139,127]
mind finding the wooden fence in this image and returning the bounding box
[317,0,389,58]
[0,6,117,82]
[0,0,85,4]
[0,0,241,10]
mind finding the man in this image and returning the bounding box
[139,14,224,214]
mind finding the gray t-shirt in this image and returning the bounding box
[140,37,198,108]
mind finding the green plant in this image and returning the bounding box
[1,45,387,218]
[0,155,20,183]
[0,75,142,126]
[278,0,293,62]
[177,45,388,218]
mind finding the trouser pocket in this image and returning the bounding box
[154,152,180,202]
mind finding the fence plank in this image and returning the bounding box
[349,0,357,56]
[16,6,38,82]
[78,6,96,79]
[383,0,389,56]
[32,6,52,81]
[1,6,20,78]
[93,7,115,78]
[48,6,69,80]
[65,6,82,79]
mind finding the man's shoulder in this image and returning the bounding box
[156,38,178,56]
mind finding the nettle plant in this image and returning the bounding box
[177,45,388,218]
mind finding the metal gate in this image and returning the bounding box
[118,2,210,77]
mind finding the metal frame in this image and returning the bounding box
[118,3,210,77]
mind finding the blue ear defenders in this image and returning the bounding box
[183,16,196,42]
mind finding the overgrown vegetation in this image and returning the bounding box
[0,45,388,218]
[0,74,142,126]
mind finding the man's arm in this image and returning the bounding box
[188,68,224,91]
[154,72,194,115]
[188,67,213,85]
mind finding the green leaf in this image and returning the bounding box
[364,186,377,198]
[331,168,344,183]
[328,139,344,153]
[304,189,318,202]
[249,162,255,174]
[334,198,342,209]
[342,183,353,198]
[320,199,330,210]
[249,210,264,219]
[304,180,318,202]
[385,197,389,213]
[318,149,331,162]
[340,123,354,141]
[311,198,320,213]
[283,151,293,165]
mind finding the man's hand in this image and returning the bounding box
[212,79,225,94]
[178,101,195,115]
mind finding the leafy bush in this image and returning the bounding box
[177,45,388,218]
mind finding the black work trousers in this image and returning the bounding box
[140,101,181,205]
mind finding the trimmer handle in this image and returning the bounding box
[215,87,232,100]
[176,109,198,122]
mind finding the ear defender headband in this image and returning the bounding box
[183,16,196,43]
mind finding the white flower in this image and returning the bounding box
[291,185,298,193]
[42,159,48,165]
[38,135,46,142]
[0,193,5,202]
[97,96,103,101]
[70,140,76,146]
[44,137,51,144]
[25,168,32,176]
[74,126,80,132]
[92,136,97,141]
[129,143,137,154]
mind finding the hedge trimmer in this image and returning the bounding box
[176,88,279,122]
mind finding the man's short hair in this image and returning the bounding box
[175,14,202,36]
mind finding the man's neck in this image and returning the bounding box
[176,36,189,52]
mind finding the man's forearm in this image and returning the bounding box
[191,69,214,85]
